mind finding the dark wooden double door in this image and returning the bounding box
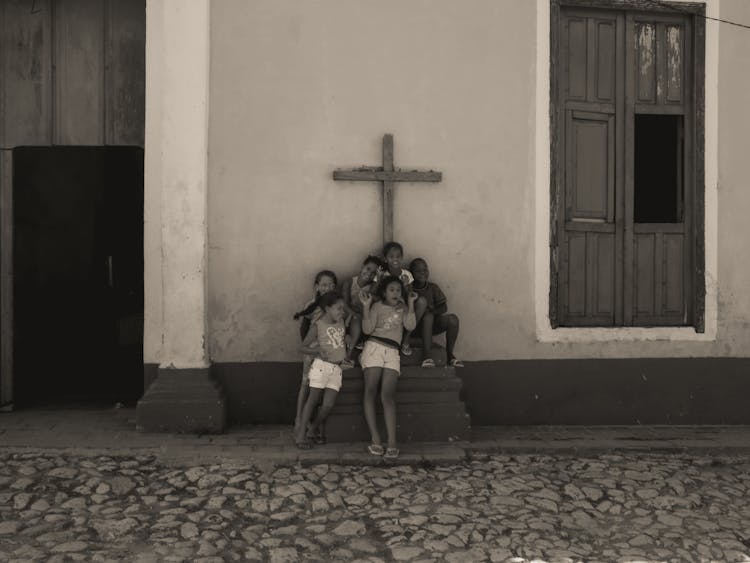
[555,6,699,327]
[13,147,144,404]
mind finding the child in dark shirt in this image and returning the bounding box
[409,258,463,367]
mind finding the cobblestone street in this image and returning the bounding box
[2,449,750,562]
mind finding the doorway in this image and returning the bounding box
[12,146,144,405]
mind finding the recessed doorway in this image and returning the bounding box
[13,146,144,405]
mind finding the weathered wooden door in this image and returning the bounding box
[554,5,697,328]
[0,0,145,406]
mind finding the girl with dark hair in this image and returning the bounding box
[359,275,417,460]
[295,292,348,449]
[293,270,339,435]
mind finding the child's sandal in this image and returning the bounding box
[401,343,413,356]
[421,358,435,368]
[296,438,313,450]
[449,358,464,368]
[367,444,384,456]
[384,447,400,460]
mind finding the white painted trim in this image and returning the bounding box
[146,0,212,369]
[534,0,719,343]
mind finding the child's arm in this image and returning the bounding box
[403,292,417,331]
[400,269,414,292]
[360,293,376,334]
[299,323,319,356]
[342,278,353,308]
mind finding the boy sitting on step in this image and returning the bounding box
[408,258,463,368]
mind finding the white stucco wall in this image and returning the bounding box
[196,0,750,363]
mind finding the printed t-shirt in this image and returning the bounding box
[314,317,347,364]
[367,301,415,344]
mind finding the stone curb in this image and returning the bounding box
[3,439,750,470]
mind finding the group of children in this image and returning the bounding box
[292,241,462,459]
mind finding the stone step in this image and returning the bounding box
[324,403,470,443]
[325,359,470,443]
[400,342,448,367]
[354,342,448,367]
[342,365,461,384]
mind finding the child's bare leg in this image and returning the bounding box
[434,313,460,361]
[380,369,399,449]
[295,387,322,443]
[294,381,309,432]
[363,367,383,446]
[402,297,427,353]
[347,317,362,360]
[420,311,435,354]
[295,356,313,431]
[307,388,338,437]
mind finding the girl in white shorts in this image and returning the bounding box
[359,275,417,460]
[295,291,349,449]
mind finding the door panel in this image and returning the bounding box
[556,6,693,328]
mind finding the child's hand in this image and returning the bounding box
[408,291,418,305]
[400,273,410,285]
[359,290,372,307]
[344,334,353,350]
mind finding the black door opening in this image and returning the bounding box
[13,146,144,405]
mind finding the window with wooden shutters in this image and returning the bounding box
[550,0,705,329]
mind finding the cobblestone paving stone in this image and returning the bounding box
[1,450,750,562]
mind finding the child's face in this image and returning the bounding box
[359,262,378,283]
[411,261,429,284]
[384,247,403,271]
[326,300,345,322]
[384,281,403,306]
[316,275,336,295]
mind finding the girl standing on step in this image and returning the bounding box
[293,270,340,435]
[295,292,348,449]
[359,275,417,460]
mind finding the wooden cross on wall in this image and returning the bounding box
[333,134,442,245]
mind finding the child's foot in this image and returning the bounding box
[367,443,384,456]
[295,437,313,450]
[401,343,412,356]
[384,447,400,460]
[312,431,327,445]
[421,358,435,368]
[448,358,464,367]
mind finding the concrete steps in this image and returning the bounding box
[324,344,470,443]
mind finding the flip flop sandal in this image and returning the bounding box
[449,358,465,367]
[384,447,400,460]
[421,358,436,368]
[368,444,385,456]
[401,343,413,356]
[296,439,313,450]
